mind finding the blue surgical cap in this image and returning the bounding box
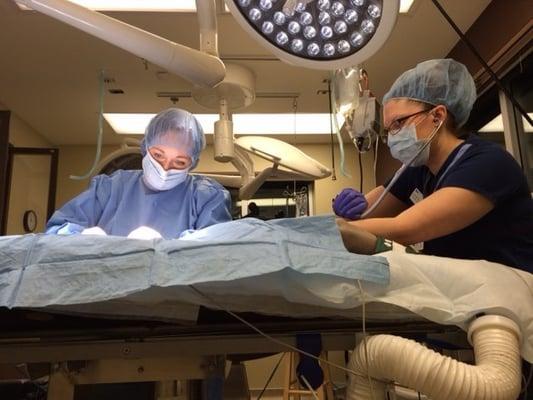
[141,108,206,167]
[383,59,477,127]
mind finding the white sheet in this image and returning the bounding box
[50,249,533,363]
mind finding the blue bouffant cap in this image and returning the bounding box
[140,108,206,168]
[383,59,477,127]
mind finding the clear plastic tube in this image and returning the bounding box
[330,71,351,177]
[70,70,105,180]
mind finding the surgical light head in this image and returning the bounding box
[383,58,477,127]
[141,108,206,168]
[226,0,399,70]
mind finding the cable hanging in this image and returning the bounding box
[431,0,532,127]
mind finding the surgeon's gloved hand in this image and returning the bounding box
[81,226,107,236]
[332,188,368,220]
[127,226,162,240]
[49,222,85,235]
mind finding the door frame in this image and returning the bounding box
[2,146,59,235]
[0,111,10,235]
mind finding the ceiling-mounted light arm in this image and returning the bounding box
[17,0,226,87]
[214,99,235,162]
[239,164,279,200]
[233,144,282,200]
[231,146,257,199]
[196,0,219,56]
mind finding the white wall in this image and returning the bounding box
[0,103,52,148]
[55,144,118,207]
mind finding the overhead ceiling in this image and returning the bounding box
[0,0,491,145]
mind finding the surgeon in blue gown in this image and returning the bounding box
[46,108,232,238]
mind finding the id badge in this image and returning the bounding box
[409,188,424,204]
[411,242,424,252]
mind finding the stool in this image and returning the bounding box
[282,352,334,400]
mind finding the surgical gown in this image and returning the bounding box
[46,170,232,239]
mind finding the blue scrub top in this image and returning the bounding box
[46,170,232,239]
[387,135,533,273]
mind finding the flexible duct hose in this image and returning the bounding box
[347,315,522,400]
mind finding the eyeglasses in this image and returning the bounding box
[384,109,431,136]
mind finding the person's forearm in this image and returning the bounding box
[336,218,378,254]
[348,217,421,245]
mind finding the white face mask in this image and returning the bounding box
[142,152,189,191]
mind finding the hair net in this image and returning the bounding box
[141,108,206,167]
[383,59,477,127]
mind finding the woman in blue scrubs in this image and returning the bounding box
[334,59,533,272]
[46,108,232,239]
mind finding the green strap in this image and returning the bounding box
[374,237,392,253]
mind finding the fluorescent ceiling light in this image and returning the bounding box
[104,113,338,135]
[479,113,533,133]
[17,0,197,12]
[400,0,415,13]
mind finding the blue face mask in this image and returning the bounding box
[387,123,430,167]
[142,153,189,191]
[387,118,443,167]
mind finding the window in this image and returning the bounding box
[230,181,312,220]
[466,52,533,189]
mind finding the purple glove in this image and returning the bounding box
[332,188,368,220]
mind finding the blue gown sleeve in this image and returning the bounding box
[45,175,112,235]
[193,180,232,230]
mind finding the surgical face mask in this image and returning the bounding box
[387,118,443,167]
[142,152,189,191]
[387,123,430,166]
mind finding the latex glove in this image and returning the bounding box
[81,226,107,236]
[50,222,84,235]
[332,188,368,220]
[127,226,162,240]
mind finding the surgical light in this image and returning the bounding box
[262,21,275,34]
[331,2,345,17]
[225,0,399,70]
[288,21,302,34]
[320,26,334,39]
[273,11,286,24]
[291,39,304,52]
[307,42,320,56]
[344,9,358,23]
[334,20,348,34]
[303,26,317,39]
[300,12,313,25]
[319,11,331,25]
[317,0,330,10]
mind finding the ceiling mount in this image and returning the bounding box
[192,63,255,111]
